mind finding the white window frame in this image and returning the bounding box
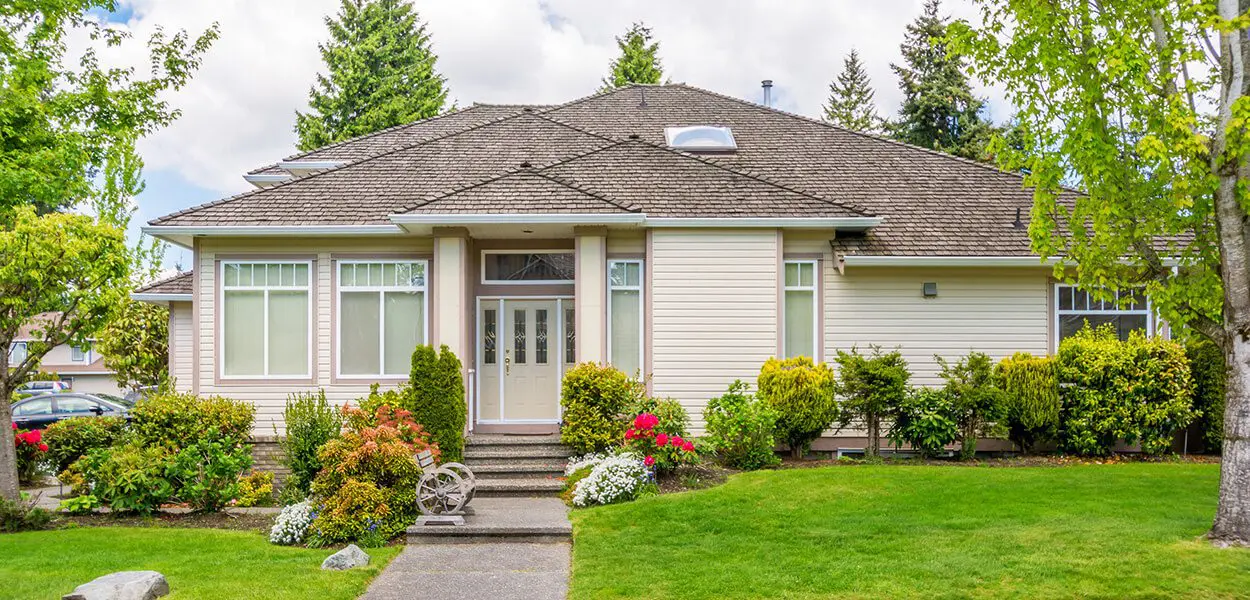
[782,260,820,359]
[335,259,430,379]
[9,342,27,365]
[1053,284,1155,352]
[607,259,645,376]
[481,249,575,285]
[664,125,738,151]
[219,260,314,379]
[70,344,88,363]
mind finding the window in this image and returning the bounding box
[13,398,52,416]
[71,344,88,362]
[56,396,101,414]
[664,126,737,151]
[608,260,643,376]
[9,342,26,365]
[1055,285,1152,346]
[483,251,574,284]
[338,261,427,377]
[783,261,818,359]
[221,261,312,378]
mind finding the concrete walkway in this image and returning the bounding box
[363,497,572,600]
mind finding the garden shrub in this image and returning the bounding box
[623,412,697,473]
[270,500,314,545]
[630,396,690,437]
[560,465,595,506]
[572,452,651,507]
[278,390,343,498]
[936,351,1008,460]
[130,390,254,449]
[758,356,839,458]
[1186,338,1225,454]
[0,496,53,532]
[1058,325,1196,456]
[405,345,467,462]
[43,416,127,474]
[58,494,100,515]
[996,353,1060,453]
[703,380,780,470]
[167,440,253,512]
[12,424,48,485]
[835,347,911,457]
[560,363,645,454]
[237,471,276,507]
[887,388,959,458]
[75,442,175,515]
[308,404,435,544]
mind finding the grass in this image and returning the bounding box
[570,463,1250,599]
[0,527,400,600]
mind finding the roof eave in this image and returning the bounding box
[142,224,408,249]
[131,293,193,304]
[838,255,1182,267]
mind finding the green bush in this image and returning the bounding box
[560,363,645,454]
[130,391,255,449]
[307,479,392,547]
[559,465,594,507]
[835,347,911,457]
[631,396,690,437]
[167,440,253,512]
[0,496,53,532]
[237,471,276,507]
[936,351,1008,460]
[278,390,342,498]
[758,357,839,458]
[43,416,127,474]
[407,345,467,462]
[1186,338,1225,454]
[887,388,959,459]
[75,442,175,515]
[996,353,1060,453]
[702,380,780,470]
[1058,325,1196,456]
[57,494,100,515]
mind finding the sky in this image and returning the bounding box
[86,0,1006,269]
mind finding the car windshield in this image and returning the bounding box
[96,393,131,407]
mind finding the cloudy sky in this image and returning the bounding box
[90,0,1004,268]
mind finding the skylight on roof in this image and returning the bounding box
[664,126,737,151]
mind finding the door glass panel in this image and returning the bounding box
[565,307,576,363]
[536,309,549,364]
[514,309,527,364]
[484,309,497,365]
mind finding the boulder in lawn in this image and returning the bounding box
[321,544,370,570]
[62,571,169,600]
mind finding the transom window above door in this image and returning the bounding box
[482,251,574,284]
[338,260,428,378]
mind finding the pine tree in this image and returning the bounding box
[600,22,665,91]
[823,49,882,133]
[889,0,992,159]
[295,0,449,151]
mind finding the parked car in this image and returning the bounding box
[10,392,132,430]
[122,385,158,405]
[13,380,70,400]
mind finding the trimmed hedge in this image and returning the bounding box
[758,356,840,458]
[560,363,644,454]
[42,416,127,474]
[407,345,467,462]
[1185,338,1225,454]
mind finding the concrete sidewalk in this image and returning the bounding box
[361,543,570,600]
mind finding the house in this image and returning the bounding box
[134,83,1159,447]
[9,315,122,396]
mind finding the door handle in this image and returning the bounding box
[505,354,511,376]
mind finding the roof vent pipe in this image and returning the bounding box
[761,80,773,107]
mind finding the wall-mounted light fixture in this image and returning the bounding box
[923,282,938,298]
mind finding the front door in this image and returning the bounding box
[477,299,569,423]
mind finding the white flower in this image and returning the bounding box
[565,451,612,476]
[269,500,314,545]
[572,452,649,507]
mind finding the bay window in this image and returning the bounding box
[783,260,818,359]
[1055,284,1153,347]
[221,261,311,377]
[338,260,428,377]
[608,260,643,377]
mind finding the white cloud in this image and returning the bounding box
[97,0,1007,198]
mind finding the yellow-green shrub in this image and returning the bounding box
[130,391,255,449]
[560,363,645,454]
[758,356,839,458]
[236,471,275,507]
[996,352,1060,453]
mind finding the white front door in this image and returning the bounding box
[477,299,569,423]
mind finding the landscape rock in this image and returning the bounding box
[321,544,371,570]
[62,571,169,600]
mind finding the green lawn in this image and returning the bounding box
[0,527,400,600]
[570,463,1250,599]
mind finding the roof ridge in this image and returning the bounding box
[404,154,638,214]
[669,82,1033,184]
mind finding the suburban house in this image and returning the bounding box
[134,83,1155,448]
[9,316,121,396]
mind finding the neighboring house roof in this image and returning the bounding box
[150,84,1068,256]
[134,272,193,296]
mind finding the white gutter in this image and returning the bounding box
[644,217,882,229]
[131,293,193,303]
[277,160,346,171]
[388,213,649,225]
[243,173,292,187]
[839,255,1181,267]
[144,225,406,237]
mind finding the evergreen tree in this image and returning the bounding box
[600,22,665,91]
[889,0,992,159]
[823,49,882,133]
[295,0,449,151]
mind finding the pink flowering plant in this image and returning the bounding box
[13,423,49,485]
[623,412,697,473]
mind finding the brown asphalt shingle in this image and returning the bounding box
[134,271,193,296]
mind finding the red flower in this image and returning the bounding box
[25,429,40,444]
[633,413,659,430]
[624,429,635,440]
[644,455,655,467]
[655,433,669,446]
[671,436,684,448]
[683,441,695,452]
[38,443,48,452]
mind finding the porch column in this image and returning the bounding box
[432,227,471,362]
[575,226,608,364]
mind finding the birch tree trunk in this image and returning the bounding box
[0,350,17,501]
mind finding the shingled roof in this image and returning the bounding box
[152,84,1059,256]
[133,272,193,296]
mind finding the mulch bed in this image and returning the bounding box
[58,510,275,533]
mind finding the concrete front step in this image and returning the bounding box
[406,497,571,545]
[467,434,563,446]
[464,446,572,460]
[474,477,565,497]
[468,462,565,477]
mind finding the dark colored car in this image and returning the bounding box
[10,392,133,430]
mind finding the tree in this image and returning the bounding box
[834,347,911,457]
[950,0,1250,546]
[600,22,665,91]
[0,1,215,502]
[824,49,883,132]
[96,298,169,392]
[890,0,993,159]
[295,0,449,151]
[936,351,1007,460]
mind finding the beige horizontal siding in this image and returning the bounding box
[651,229,779,431]
[170,301,194,392]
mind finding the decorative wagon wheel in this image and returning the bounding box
[416,469,466,515]
[440,462,477,505]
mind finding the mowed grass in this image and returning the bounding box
[0,527,400,600]
[570,463,1250,599]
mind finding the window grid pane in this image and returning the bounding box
[337,262,428,377]
[484,309,497,365]
[564,308,576,364]
[536,309,549,364]
[514,310,527,364]
[1055,285,1151,345]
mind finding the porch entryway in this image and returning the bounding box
[475,297,573,427]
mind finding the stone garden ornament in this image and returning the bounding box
[414,448,476,523]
